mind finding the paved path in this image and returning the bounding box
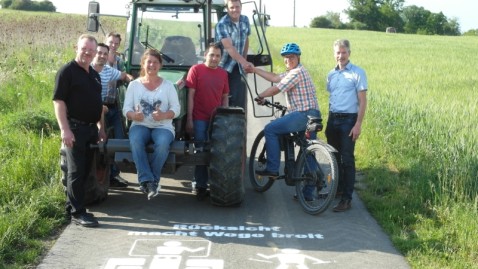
[38,95,410,269]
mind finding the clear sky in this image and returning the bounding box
[49,0,476,32]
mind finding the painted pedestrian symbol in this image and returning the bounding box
[254,248,330,269]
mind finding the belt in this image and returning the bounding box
[68,118,96,126]
[329,112,357,119]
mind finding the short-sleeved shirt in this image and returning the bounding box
[327,62,368,113]
[186,64,229,121]
[95,64,121,104]
[53,60,103,123]
[215,14,250,74]
[276,64,320,113]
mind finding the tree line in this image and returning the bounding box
[1,0,55,12]
[310,0,477,36]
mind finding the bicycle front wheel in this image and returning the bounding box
[294,142,338,215]
[248,130,275,192]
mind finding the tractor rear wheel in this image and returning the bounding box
[208,107,246,206]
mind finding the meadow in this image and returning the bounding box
[0,9,477,269]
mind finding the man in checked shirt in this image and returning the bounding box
[250,43,322,201]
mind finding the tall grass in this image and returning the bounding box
[1,9,477,268]
[265,28,478,268]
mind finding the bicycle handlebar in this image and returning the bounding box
[254,97,287,112]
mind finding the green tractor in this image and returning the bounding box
[60,0,274,206]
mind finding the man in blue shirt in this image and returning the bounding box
[215,0,254,110]
[326,39,368,212]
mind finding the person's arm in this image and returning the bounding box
[186,88,195,135]
[350,90,367,141]
[221,93,229,107]
[252,66,281,83]
[243,37,249,59]
[120,71,133,83]
[220,37,252,69]
[53,100,75,148]
[97,109,107,142]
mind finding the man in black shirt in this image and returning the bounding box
[53,34,106,227]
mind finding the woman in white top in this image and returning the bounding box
[123,49,180,200]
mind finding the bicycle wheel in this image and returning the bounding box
[249,130,275,192]
[294,142,338,215]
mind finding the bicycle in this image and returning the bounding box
[249,99,339,215]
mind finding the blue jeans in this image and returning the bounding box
[325,114,357,200]
[228,64,246,110]
[105,106,125,179]
[129,125,174,184]
[193,120,209,189]
[264,109,322,172]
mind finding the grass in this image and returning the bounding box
[1,9,478,269]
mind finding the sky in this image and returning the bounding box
[48,0,476,32]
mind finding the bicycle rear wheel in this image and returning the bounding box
[248,130,275,192]
[294,142,338,215]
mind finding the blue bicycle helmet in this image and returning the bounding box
[280,43,301,56]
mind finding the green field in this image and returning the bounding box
[1,9,477,269]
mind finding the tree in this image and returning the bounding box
[1,0,13,8]
[325,11,345,29]
[401,5,430,34]
[310,16,332,29]
[346,0,404,31]
[3,0,55,11]
[463,29,478,36]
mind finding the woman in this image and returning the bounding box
[123,49,180,200]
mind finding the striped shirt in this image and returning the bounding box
[96,65,121,104]
[276,64,320,113]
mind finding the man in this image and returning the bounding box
[250,43,321,200]
[185,43,229,201]
[92,42,133,188]
[105,32,123,70]
[215,0,254,110]
[326,39,368,212]
[53,34,106,227]
[104,32,130,188]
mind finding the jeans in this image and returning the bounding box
[228,64,246,110]
[193,120,209,189]
[325,114,357,200]
[264,109,322,172]
[105,106,125,179]
[64,122,98,216]
[129,125,174,184]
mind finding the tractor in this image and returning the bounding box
[60,0,275,206]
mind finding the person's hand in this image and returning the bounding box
[98,128,107,143]
[61,128,75,148]
[102,105,109,114]
[243,62,254,73]
[254,96,265,105]
[349,123,362,141]
[132,104,144,122]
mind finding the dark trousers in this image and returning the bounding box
[325,114,357,201]
[64,122,98,216]
[105,105,125,179]
[228,64,247,110]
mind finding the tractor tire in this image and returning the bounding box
[60,145,110,205]
[208,107,246,206]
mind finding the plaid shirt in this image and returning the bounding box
[215,14,250,74]
[276,64,320,113]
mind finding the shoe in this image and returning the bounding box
[147,182,160,200]
[139,182,148,194]
[72,213,99,227]
[196,187,210,201]
[255,170,279,177]
[110,176,128,188]
[333,199,351,212]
